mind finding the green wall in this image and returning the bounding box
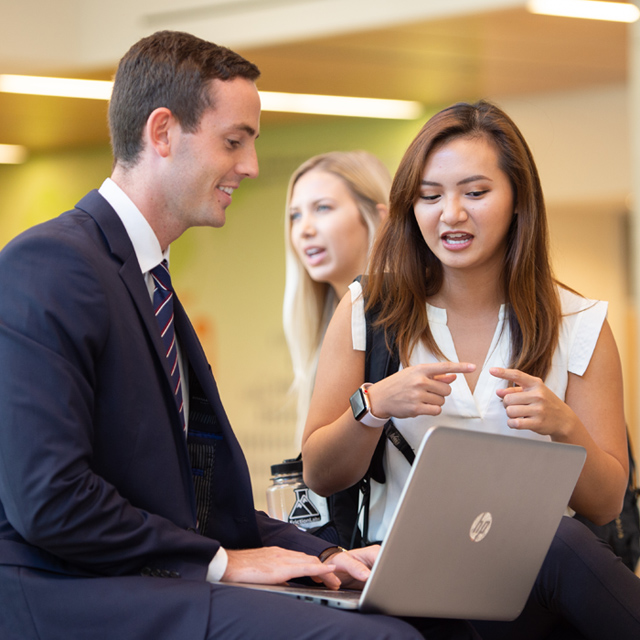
[0,114,427,507]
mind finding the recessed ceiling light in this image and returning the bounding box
[0,144,28,164]
[527,0,640,23]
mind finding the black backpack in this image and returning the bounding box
[573,438,640,571]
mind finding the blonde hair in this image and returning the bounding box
[283,151,391,445]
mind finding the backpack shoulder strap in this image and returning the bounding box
[328,276,412,547]
[361,277,414,477]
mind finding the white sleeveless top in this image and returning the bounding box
[348,281,608,542]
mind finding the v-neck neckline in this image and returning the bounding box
[424,302,508,415]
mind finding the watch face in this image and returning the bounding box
[349,388,367,421]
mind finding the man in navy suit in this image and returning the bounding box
[0,31,478,639]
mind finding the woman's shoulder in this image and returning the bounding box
[556,284,607,317]
[555,285,608,376]
[346,278,366,351]
[348,278,364,298]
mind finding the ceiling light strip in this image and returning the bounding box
[0,74,113,100]
[259,91,423,119]
[0,75,423,120]
[527,0,640,23]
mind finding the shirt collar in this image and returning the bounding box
[98,177,169,273]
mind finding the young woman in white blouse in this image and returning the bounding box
[302,101,640,639]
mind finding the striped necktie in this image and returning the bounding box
[150,261,186,431]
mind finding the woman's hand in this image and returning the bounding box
[490,367,578,440]
[366,361,476,420]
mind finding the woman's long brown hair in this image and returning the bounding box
[364,100,560,379]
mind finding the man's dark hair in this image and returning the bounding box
[108,30,260,167]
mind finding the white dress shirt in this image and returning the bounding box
[98,178,228,582]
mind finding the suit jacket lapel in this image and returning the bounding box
[173,295,261,546]
[75,191,185,432]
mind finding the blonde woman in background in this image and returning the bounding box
[283,151,391,445]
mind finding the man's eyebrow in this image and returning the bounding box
[235,124,258,138]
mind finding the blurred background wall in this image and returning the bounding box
[0,0,637,508]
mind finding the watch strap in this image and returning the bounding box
[359,384,388,428]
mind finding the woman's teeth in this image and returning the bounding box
[444,233,471,245]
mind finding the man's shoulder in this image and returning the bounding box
[0,194,123,335]
[1,191,115,259]
[0,199,121,301]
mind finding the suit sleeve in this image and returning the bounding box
[0,227,219,579]
[255,511,333,556]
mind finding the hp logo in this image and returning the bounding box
[470,512,493,542]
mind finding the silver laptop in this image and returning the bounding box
[233,426,586,621]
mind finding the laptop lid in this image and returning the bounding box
[230,427,586,620]
[358,426,586,619]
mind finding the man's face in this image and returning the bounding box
[167,77,260,232]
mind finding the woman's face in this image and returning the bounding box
[413,135,514,279]
[289,169,370,297]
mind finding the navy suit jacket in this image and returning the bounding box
[0,191,329,639]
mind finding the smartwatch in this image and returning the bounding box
[349,383,388,428]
